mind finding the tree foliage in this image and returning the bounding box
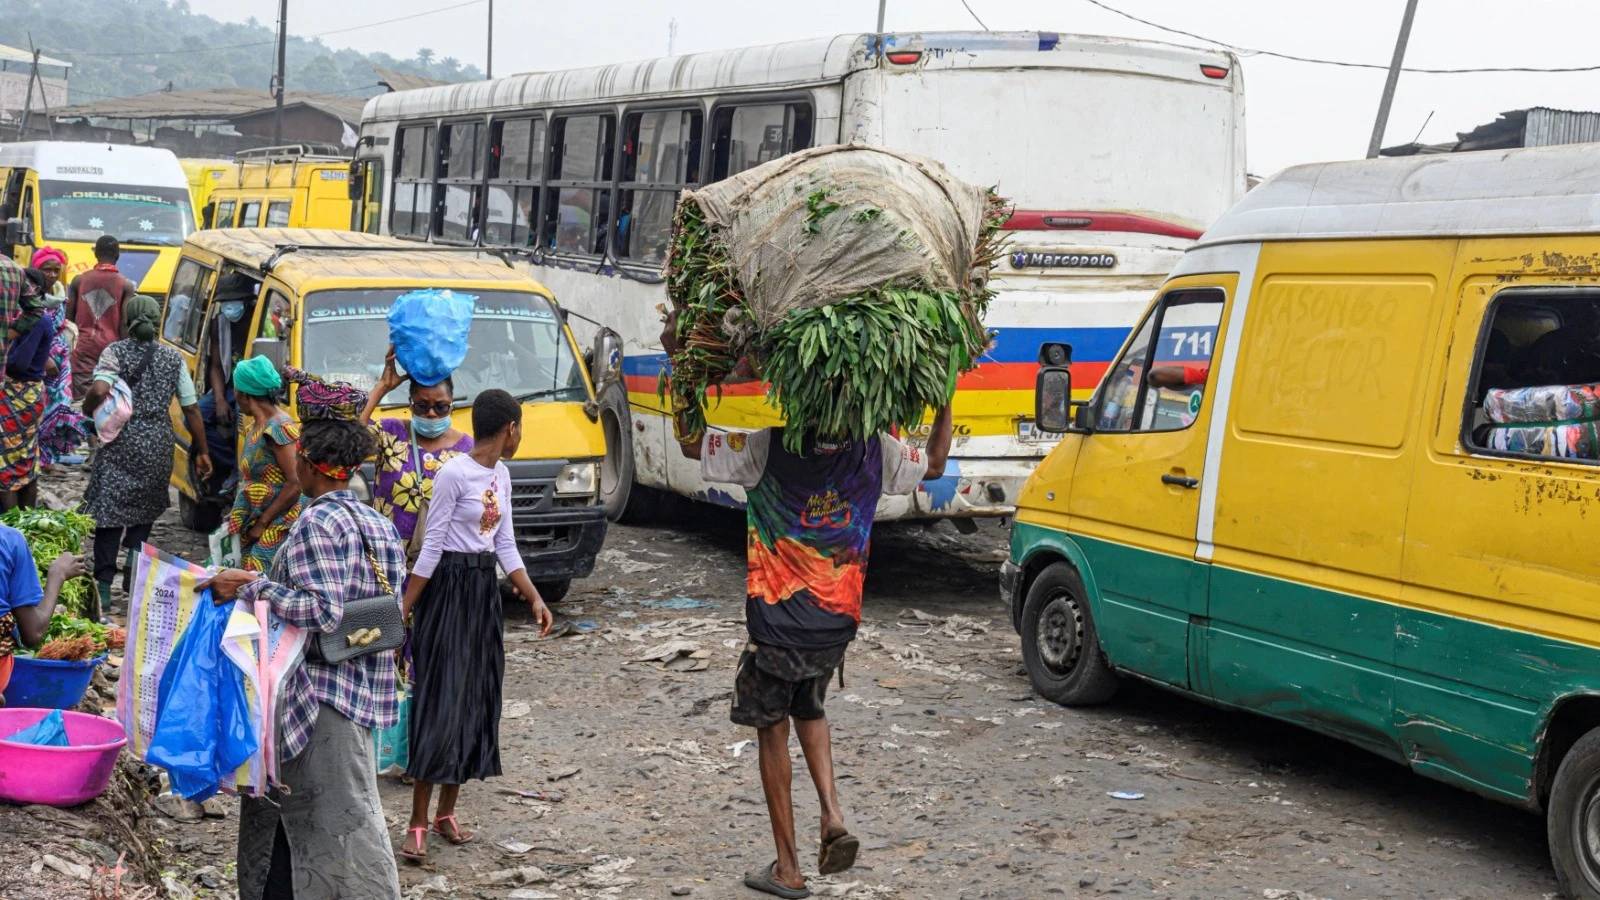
[0,0,483,103]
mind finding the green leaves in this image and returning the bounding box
[0,507,96,619]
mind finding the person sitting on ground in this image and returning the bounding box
[66,235,137,399]
[398,388,552,863]
[665,315,954,900]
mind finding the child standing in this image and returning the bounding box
[399,389,553,861]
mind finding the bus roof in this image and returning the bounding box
[1197,143,1600,248]
[0,142,187,188]
[184,228,550,294]
[361,31,1235,121]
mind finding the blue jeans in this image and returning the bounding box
[198,387,237,490]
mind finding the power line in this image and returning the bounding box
[1080,0,1600,75]
[959,0,990,31]
[54,0,486,59]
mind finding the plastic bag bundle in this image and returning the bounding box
[387,289,477,387]
[1484,383,1600,424]
[1488,421,1600,459]
[3,710,69,747]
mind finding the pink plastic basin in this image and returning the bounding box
[0,708,126,807]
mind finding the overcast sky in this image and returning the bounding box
[184,0,1600,175]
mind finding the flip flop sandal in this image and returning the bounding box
[817,832,860,875]
[399,826,428,863]
[431,814,475,845]
[742,862,810,899]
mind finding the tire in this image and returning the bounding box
[178,492,223,533]
[1019,562,1120,706]
[597,381,636,522]
[1548,726,1600,899]
[535,579,572,604]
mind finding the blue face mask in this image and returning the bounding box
[412,415,451,439]
[219,301,246,323]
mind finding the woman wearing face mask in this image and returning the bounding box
[225,357,303,573]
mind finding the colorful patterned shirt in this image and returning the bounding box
[702,429,928,650]
[0,257,23,380]
[238,489,406,760]
[370,417,472,543]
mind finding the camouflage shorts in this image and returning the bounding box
[730,641,846,729]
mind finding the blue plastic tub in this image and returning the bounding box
[5,655,104,710]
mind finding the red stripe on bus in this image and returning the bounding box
[1002,210,1204,240]
[626,361,1110,399]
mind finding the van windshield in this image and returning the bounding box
[301,289,588,406]
[38,180,193,246]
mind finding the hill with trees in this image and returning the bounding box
[0,0,481,105]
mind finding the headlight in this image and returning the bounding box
[554,462,596,497]
[348,470,374,504]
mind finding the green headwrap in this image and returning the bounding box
[233,355,282,398]
[124,295,161,342]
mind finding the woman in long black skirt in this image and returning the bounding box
[399,390,553,861]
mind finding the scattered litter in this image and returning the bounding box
[634,740,734,772]
[728,739,755,758]
[42,854,92,881]
[499,787,566,802]
[502,700,532,719]
[636,640,713,671]
[508,891,559,900]
[1107,790,1144,801]
[974,715,1006,725]
[1033,722,1063,730]
[839,693,904,709]
[547,766,581,782]
[404,874,451,898]
[498,839,536,855]
[481,865,549,885]
[583,855,637,888]
[1050,775,1076,787]
[641,596,718,610]
[1085,751,1117,761]
[572,620,599,633]
[599,549,662,574]
[1263,891,1332,900]
[890,724,949,739]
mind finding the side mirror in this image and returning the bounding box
[251,338,288,374]
[1035,367,1073,434]
[4,217,30,246]
[590,327,624,395]
[347,161,364,201]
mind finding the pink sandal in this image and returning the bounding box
[399,826,428,862]
[431,814,475,845]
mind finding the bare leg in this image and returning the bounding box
[757,719,806,892]
[16,482,37,510]
[432,784,473,842]
[0,491,18,512]
[795,716,847,845]
[406,780,434,856]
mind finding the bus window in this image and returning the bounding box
[357,160,384,234]
[486,117,543,248]
[240,201,262,228]
[544,114,614,256]
[393,124,438,238]
[711,103,813,181]
[215,198,237,228]
[440,121,485,243]
[618,109,702,266]
[265,200,291,228]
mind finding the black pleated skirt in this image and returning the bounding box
[406,551,504,785]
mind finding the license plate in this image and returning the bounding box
[1016,422,1054,443]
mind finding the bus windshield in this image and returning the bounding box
[39,180,193,246]
[302,289,588,406]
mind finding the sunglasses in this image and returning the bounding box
[410,400,453,417]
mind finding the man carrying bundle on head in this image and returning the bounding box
[659,145,1001,899]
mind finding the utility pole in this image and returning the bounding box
[1366,0,1420,159]
[486,0,494,79]
[667,18,678,56]
[876,0,887,32]
[272,0,288,144]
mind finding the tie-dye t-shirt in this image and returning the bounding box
[702,429,928,650]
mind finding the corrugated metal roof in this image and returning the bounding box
[0,44,71,69]
[373,67,450,94]
[54,88,366,123]
[1524,107,1600,148]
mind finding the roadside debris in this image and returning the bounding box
[634,740,734,772]
[1108,790,1145,801]
[641,596,718,610]
[728,739,754,758]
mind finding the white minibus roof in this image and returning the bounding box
[0,142,189,189]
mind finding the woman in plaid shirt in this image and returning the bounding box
[205,389,406,900]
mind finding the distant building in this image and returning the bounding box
[47,88,367,156]
[0,44,70,125]
[1381,107,1600,156]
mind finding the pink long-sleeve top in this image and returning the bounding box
[411,453,525,579]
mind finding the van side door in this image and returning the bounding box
[1066,278,1231,689]
[162,256,217,496]
[1400,241,1600,803]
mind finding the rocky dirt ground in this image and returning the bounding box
[8,466,1571,900]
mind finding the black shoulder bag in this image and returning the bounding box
[304,504,405,664]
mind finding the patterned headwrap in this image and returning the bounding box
[283,367,367,421]
[30,246,66,271]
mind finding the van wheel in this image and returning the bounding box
[534,579,572,605]
[1019,562,1119,706]
[178,493,223,533]
[1548,727,1600,899]
[597,382,635,522]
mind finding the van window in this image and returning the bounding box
[240,201,262,228]
[1466,290,1600,463]
[265,201,291,228]
[486,117,543,248]
[618,109,702,266]
[214,199,237,229]
[258,290,292,344]
[710,103,813,181]
[1096,290,1225,433]
[543,114,614,256]
[163,258,215,350]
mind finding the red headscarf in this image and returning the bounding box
[30,246,66,271]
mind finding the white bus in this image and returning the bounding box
[353,30,1247,522]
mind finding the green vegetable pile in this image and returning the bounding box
[662,189,1007,452]
[0,507,95,618]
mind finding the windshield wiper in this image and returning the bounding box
[513,388,567,403]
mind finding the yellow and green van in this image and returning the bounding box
[161,228,617,599]
[1003,144,1600,897]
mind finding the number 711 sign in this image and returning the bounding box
[1156,327,1217,363]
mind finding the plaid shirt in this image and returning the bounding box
[239,489,406,760]
[0,256,23,378]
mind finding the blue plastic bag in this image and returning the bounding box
[146,590,259,802]
[388,289,476,387]
[3,709,69,746]
[374,691,410,774]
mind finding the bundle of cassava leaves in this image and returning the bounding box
[662,146,1006,452]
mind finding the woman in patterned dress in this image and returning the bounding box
[0,270,58,510]
[225,356,302,573]
[32,248,90,471]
